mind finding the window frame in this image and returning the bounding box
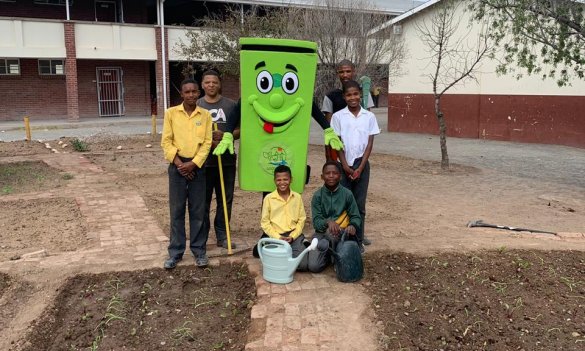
[33,0,73,6]
[38,59,65,76]
[0,58,21,76]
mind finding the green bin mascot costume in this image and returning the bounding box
[214,38,342,193]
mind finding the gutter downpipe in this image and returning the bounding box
[160,0,168,111]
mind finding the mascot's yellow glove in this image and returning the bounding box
[213,132,234,155]
[324,127,343,151]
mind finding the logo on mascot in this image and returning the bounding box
[259,143,294,174]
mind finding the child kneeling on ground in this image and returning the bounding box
[254,165,326,272]
[309,161,362,272]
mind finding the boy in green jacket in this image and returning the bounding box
[310,161,362,271]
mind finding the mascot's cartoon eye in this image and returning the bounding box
[282,72,299,94]
[256,71,273,93]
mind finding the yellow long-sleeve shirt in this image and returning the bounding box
[261,190,306,240]
[161,103,212,167]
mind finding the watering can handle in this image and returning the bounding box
[257,237,288,261]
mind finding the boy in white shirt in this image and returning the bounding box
[331,80,380,253]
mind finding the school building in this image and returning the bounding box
[0,0,421,122]
[380,0,585,148]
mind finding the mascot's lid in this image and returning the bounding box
[240,38,317,53]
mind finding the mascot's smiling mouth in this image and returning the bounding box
[249,96,304,134]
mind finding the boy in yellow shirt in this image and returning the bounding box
[161,78,212,269]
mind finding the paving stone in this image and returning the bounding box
[285,281,302,291]
[271,284,287,294]
[271,295,285,305]
[300,280,317,290]
[300,327,319,345]
[263,330,282,348]
[284,315,302,330]
[251,305,267,319]
[244,339,265,350]
[285,303,300,316]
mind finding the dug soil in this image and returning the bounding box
[22,264,255,351]
[365,250,585,350]
[1,135,584,351]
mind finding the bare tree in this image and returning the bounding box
[416,0,493,169]
[174,0,406,100]
[175,5,293,77]
[286,0,406,97]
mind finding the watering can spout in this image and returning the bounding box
[288,238,318,275]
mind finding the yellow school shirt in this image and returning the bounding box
[261,190,306,240]
[161,103,213,167]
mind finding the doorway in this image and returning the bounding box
[96,67,124,117]
[95,0,118,22]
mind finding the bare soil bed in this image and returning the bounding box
[21,264,255,351]
[0,161,69,195]
[0,198,88,261]
[365,250,585,350]
[0,140,51,157]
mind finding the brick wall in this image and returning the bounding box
[0,59,151,121]
[0,58,67,120]
[77,60,151,118]
[0,0,148,24]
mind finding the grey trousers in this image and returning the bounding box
[167,164,208,259]
[294,233,332,273]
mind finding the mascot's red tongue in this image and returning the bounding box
[263,121,274,134]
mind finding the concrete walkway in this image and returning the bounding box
[3,108,583,188]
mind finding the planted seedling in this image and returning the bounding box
[71,138,89,152]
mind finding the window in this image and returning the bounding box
[34,0,73,5]
[38,59,65,75]
[0,59,20,75]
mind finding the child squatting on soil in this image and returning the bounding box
[331,80,380,254]
[253,165,329,272]
[311,161,362,269]
[161,78,213,270]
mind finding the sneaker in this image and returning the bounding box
[163,257,181,270]
[196,254,209,268]
[359,243,365,255]
[217,240,236,249]
[363,236,372,245]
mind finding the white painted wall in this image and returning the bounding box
[0,19,65,58]
[75,23,156,60]
[167,27,221,62]
[391,2,585,96]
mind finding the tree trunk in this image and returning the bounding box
[435,96,449,169]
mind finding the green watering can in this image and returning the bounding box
[257,237,318,284]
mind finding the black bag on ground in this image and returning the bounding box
[331,233,363,282]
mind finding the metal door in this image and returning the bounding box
[96,67,124,117]
[95,0,118,22]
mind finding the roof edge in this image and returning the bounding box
[368,0,442,35]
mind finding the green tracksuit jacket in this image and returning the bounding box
[311,185,361,234]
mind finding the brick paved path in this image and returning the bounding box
[0,152,379,350]
[244,259,378,351]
